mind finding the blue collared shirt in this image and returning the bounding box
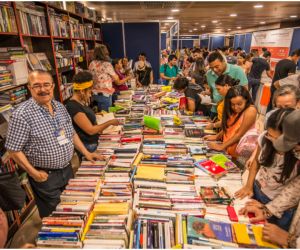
[5,98,75,169]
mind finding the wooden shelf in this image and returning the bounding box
[21,34,51,38]
[0,83,28,93]
[53,36,71,40]
[7,221,18,240]
[58,65,74,73]
[20,199,35,223]
[72,37,85,41]
[0,32,19,36]
[85,39,95,41]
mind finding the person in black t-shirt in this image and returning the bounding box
[248,51,272,102]
[135,60,153,87]
[173,77,210,116]
[65,71,119,157]
[267,49,300,111]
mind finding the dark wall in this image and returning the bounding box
[181,40,194,49]
[210,36,225,50]
[101,23,124,58]
[161,33,167,50]
[124,22,160,81]
[200,39,209,49]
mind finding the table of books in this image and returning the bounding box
[36,85,278,249]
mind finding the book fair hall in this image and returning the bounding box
[1,0,300,249]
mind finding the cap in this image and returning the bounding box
[273,109,300,152]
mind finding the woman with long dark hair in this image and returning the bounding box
[204,85,257,158]
[236,108,300,231]
[206,74,240,129]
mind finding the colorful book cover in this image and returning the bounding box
[187,216,216,241]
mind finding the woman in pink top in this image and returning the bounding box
[88,45,119,112]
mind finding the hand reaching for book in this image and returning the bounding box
[85,152,106,163]
[31,169,48,182]
[238,205,265,223]
[234,185,253,199]
[207,142,224,151]
[263,223,289,247]
[203,134,218,141]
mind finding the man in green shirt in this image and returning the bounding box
[160,54,180,86]
[206,51,248,118]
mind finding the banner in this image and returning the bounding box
[251,28,294,70]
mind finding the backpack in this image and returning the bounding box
[236,128,260,159]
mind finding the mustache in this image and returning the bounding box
[37,92,50,96]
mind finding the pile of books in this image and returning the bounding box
[0,3,17,33]
[75,160,107,179]
[56,50,74,68]
[48,8,69,37]
[69,17,84,38]
[16,2,48,36]
[0,86,27,106]
[0,64,13,89]
[84,23,93,40]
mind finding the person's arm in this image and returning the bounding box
[234,145,261,199]
[150,70,154,85]
[221,106,257,150]
[266,70,273,79]
[113,74,131,85]
[0,208,8,248]
[160,72,173,81]
[8,151,48,182]
[73,133,104,161]
[186,97,196,112]
[73,112,119,135]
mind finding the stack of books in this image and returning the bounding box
[69,17,84,38]
[48,8,69,37]
[75,160,107,179]
[82,202,132,248]
[15,2,48,36]
[0,3,17,33]
[83,23,93,40]
[0,86,27,106]
[0,64,13,89]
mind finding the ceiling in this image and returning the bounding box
[85,1,300,35]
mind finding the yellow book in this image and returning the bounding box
[93,202,129,215]
[135,165,165,181]
[132,153,143,167]
[192,155,207,162]
[232,223,251,245]
[252,225,279,248]
[182,218,187,245]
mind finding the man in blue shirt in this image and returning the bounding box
[159,55,180,85]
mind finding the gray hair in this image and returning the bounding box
[273,84,300,107]
[28,70,53,84]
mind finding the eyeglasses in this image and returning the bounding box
[30,82,53,90]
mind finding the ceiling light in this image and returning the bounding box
[89,7,95,10]
[167,17,174,20]
[227,28,231,31]
[237,26,241,29]
[171,9,179,12]
[290,15,298,18]
[230,13,237,17]
[260,21,266,24]
[212,20,218,23]
[254,4,264,8]
[106,17,112,21]
[193,28,198,31]
[189,30,193,32]
[201,25,206,28]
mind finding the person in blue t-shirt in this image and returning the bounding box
[159,54,180,85]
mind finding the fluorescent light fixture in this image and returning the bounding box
[171,9,179,12]
[260,21,266,24]
[230,13,237,17]
[212,20,218,23]
[89,7,95,10]
[237,26,241,29]
[106,17,112,21]
[201,25,206,28]
[227,28,231,31]
[167,17,174,20]
[193,28,198,30]
[254,4,263,8]
[290,15,298,18]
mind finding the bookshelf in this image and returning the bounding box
[0,1,102,103]
[0,1,103,241]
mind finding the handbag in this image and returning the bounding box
[0,172,26,211]
[236,128,260,159]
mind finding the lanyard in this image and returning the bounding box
[39,104,60,131]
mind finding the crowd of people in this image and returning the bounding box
[162,45,300,248]
[0,42,300,248]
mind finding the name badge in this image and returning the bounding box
[55,128,69,146]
